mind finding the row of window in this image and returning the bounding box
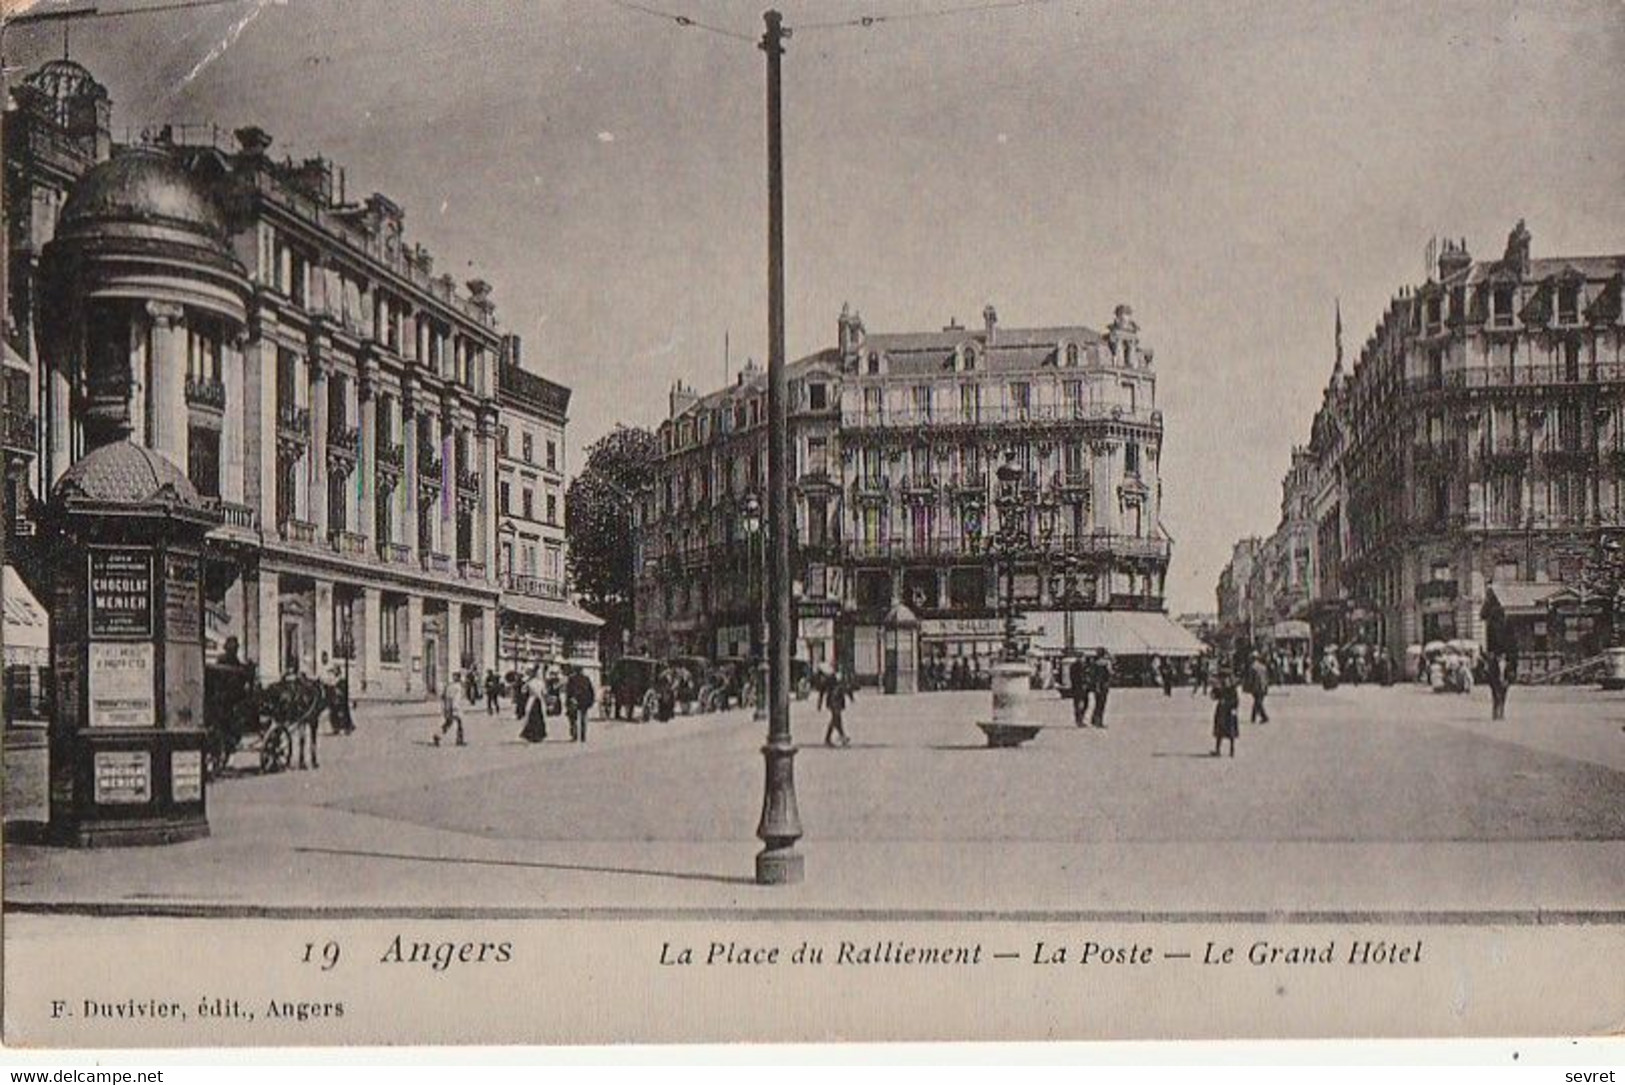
[497,480,560,526]
[496,424,559,470]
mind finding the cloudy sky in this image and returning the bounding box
[12,0,1624,611]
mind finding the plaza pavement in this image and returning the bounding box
[5,682,1625,918]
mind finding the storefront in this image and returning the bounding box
[918,617,1005,690]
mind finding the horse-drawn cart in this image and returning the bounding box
[203,663,326,778]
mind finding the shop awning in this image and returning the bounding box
[499,593,605,628]
[1483,582,1576,618]
[1026,610,1207,656]
[3,565,49,653]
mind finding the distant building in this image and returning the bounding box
[495,341,601,680]
[1223,222,1625,677]
[633,303,1201,684]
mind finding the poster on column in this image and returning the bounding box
[87,641,156,729]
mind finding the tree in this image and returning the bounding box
[565,425,659,652]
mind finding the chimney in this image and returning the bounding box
[1503,220,1532,277]
[1437,236,1472,281]
[501,333,522,370]
[670,380,699,418]
[982,303,998,344]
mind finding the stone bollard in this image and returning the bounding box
[1602,646,1625,691]
[977,659,1043,748]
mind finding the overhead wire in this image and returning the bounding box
[795,0,1062,33]
[601,0,757,44]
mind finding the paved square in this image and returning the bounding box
[6,684,1625,916]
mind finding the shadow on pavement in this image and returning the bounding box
[1151,751,1225,759]
[293,845,757,887]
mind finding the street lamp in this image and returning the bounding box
[974,452,1046,746]
[741,490,766,721]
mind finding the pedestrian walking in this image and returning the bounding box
[519,664,549,743]
[824,671,851,747]
[1090,648,1113,729]
[566,665,596,742]
[1486,650,1514,721]
[1247,654,1271,724]
[435,671,466,747]
[1191,653,1209,696]
[484,668,500,715]
[1211,665,1240,757]
[1067,654,1091,726]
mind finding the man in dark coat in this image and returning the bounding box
[1248,654,1271,724]
[1089,649,1113,729]
[1067,654,1090,727]
[565,666,596,742]
[1486,650,1514,721]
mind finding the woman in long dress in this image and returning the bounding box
[1211,666,1240,758]
[519,665,549,742]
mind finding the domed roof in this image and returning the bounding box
[23,58,108,103]
[54,440,206,511]
[59,145,229,245]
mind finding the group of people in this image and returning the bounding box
[433,663,597,748]
[1064,649,1115,729]
[920,656,992,692]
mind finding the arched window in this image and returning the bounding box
[1065,343,1080,367]
[866,351,881,375]
[963,346,977,372]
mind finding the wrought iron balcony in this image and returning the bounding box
[377,442,406,473]
[0,407,37,454]
[185,375,226,410]
[846,402,1164,431]
[276,404,311,442]
[418,452,444,483]
[328,422,361,451]
[502,574,569,600]
[455,466,480,495]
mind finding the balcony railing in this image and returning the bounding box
[1405,361,1625,396]
[380,644,402,665]
[329,528,370,557]
[458,558,487,581]
[185,375,226,410]
[420,550,452,573]
[279,517,318,546]
[0,407,37,453]
[842,533,1170,562]
[455,466,480,495]
[276,404,311,442]
[377,540,412,565]
[418,453,444,483]
[377,442,405,473]
[503,574,569,600]
[847,403,1163,430]
[203,498,258,531]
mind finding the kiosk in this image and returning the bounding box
[46,440,218,847]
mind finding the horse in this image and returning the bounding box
[264,673,328,770]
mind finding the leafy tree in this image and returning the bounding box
[565,425,658,651]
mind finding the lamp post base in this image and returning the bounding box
[755,845,805,885]
[754,740,803,885]
[1602,646,1625,690]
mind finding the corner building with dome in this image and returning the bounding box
[3,58,584,701]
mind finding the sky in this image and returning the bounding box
[10,0,1624,612]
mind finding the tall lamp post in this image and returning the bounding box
[742,491,766,721]
[754,9,802,884]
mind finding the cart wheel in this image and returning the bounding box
[261,725,292,773]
